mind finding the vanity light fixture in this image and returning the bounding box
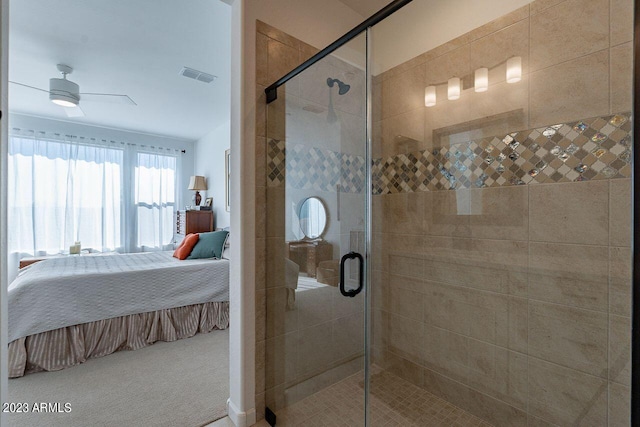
[447,77,461,100]
[474,67,489,92]
[424,85,436,107]
[506,56,522,83]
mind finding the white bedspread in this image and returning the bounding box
[8,252,229,342]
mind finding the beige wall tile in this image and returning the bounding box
[423,280,527,352]
[256,33,269,86]
[388,253,424,279]
[381,350,424,388]
[423,324,469,383]
[331,313,364,362]
[528,358,607,426]
[422,237,528,296]
[382,191,425,235]
[388,313,425,366]
[267,38,300,86]
[528,242,608,311]
[469,185,528,240]
[609,314,631,386]
[380,108,426,158]
[256,237,266,290]
[611,0,634,46]
[266,187,285,237]
[265,238,286,289]
[467,344,528,410]
[382,63,426,120]
[609,382,631,426]
[266,92,286,140]
[255,184,266,237]
[256,339,266,393]
[530,0,564,14]
[459,5,530,46]
[610,178,631,247]
[256,288,266,342]
[256,20,300,49]
[529,49,609,128]
[469,19,529,84]
[530,0,609,71]
[611,43,633,114]
[297,286,333,329]
[529,180,609,245]
[256,87,267,138]
[390,287,424,322]
[426,188,471,237]
[296,322,333,378]
[529,301,607,376]
[610,246,632,317]
[423,366,527,426]
[266,286,295,338]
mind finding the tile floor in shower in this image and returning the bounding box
[257,366,492,426]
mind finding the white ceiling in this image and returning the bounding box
[9,0,231,141]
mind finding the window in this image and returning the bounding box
[8,132,179,256]
[135,152,177,250]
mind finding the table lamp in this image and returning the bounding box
[188,175,207,206]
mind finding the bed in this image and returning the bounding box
[7,251,229,378]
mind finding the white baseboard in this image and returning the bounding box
[227,398,257,427]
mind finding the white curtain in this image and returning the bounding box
[8,132,123,256]
[133,148,178,252]
[8,130,180,257]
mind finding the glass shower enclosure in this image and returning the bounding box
[263,0,634,425]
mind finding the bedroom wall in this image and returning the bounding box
[195,121,230,229]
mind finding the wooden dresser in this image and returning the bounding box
[176,210,214,237]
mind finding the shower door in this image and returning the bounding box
[263,31,369,425]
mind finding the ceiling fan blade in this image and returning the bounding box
[9,81,50,93]
[79,93,137,106]
[64,105,85,118]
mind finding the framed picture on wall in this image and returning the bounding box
[225,149,231,212]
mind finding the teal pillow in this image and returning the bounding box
[187,231,229,259]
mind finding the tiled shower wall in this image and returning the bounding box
[371,1,632,426]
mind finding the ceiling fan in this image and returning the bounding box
[9,64,137,118]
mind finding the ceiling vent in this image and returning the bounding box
[179,67,217,84]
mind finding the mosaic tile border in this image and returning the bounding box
[267,140,366,193]
[267,113,632,194]
[373,113,632,194]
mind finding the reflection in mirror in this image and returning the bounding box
[298,197,327,239]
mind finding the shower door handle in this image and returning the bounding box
[339,251,364,297]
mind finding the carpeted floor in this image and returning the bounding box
[7,329,229,427]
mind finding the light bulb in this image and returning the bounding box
[506,56,522,83]
[474,68,488,92]
[447,77,461,100]
[424,85,436,107]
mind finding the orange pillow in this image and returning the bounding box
[173,233,199,260]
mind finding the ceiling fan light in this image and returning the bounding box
[49,77,80,107]
[51,97,77,107]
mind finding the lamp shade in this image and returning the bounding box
[447,77,461,100]
[506,56,522,83]
[424,85,436,107]
[188,175,207,191]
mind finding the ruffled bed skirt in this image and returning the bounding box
[8,301,229,378]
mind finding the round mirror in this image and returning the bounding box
[298,197,327,239]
